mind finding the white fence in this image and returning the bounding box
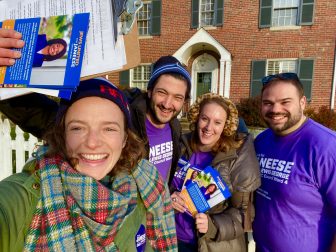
[0,118,42,181]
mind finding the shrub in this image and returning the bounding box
[236,96,266,128]
[304,106,336,131]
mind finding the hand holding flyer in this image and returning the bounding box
[0,13,90,99]
[181,166,231,216]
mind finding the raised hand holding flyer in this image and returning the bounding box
[0,13,90,98]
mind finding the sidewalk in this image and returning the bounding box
[248,232,256,252]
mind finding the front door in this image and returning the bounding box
[196,72,212,97]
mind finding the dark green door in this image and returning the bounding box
[197,72,212,97]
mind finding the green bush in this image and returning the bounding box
[236,96,266,128]
[304,106,336,131]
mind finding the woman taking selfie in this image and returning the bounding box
[0,78,177,251]
[171,93,260,252]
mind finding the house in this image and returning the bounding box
[108,0,336,110]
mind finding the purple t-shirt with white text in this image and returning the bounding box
[172,151,213,244]
[253,119,336,252]
[146,118,173,181]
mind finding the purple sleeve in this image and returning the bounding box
[315,150,336,213]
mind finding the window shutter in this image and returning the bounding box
[259,0,272,28]
[298,59,314,101]
[250,60,266,97]
[151,0,161,35]
[150,63,154,74]
[119,70,130,88]
[191,0,199,28]
[214,0,224,26]
[300,0,314,25]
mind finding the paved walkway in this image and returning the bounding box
[248,232,256,252]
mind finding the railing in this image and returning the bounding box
[0,118,42,181]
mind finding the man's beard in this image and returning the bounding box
[264,110,303,134]
[149,100,178,126]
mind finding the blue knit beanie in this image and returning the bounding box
[57,78,131,127]
[147,56,191,92]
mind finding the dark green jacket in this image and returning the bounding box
[0,161,153,252]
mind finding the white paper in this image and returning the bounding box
[0,87,62,100]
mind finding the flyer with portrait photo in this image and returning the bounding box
[181,166,231,216]
[0,13,89,98]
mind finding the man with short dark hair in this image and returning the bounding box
[252,72,336,252]
[125,55,191,183]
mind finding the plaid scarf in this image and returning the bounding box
[24,153,177,251]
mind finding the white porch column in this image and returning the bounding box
[331,42,336,109]
[224,61,232,98]
[219,59,225,96]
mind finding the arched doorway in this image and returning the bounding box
[191,54,218,103]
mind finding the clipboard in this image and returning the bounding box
[81,22,140,80]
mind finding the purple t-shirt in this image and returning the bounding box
[172,151,213,244]
[146,118,173,181]
[253,119,336,252]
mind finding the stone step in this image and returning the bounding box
[179,117,191,133]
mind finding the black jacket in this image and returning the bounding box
[0,93,58,138]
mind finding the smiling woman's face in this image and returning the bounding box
[64,97,126,180]
[197,102,227,152]
[48,43,64,56]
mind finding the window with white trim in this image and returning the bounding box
[130,65,151,90]
[251,58,314,100]
[137,2,151,36]
[200,0,215,26]
[259,0,315,28]
[191,0,223,28]
[267,59,297,75]
[272,0,299,27]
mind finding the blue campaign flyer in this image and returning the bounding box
[0,13,90,92]
[183,166,231,215]
[0,18,40,86]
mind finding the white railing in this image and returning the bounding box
[0,118,42,181]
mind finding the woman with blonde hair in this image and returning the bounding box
[171,93,260,252]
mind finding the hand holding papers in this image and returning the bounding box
[173,159,231,216]
[181,166,231,216]
[0,0,141,100]
[0,14,90,99]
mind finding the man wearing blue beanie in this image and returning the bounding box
[125,55,191,184]
[0,53,191,185]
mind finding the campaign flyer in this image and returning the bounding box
[0,13,89,92]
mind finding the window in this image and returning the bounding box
[136,0,161,36]
[272,0,299,27]
[250,59,314,100]
[259,0,315,28]
[200,0,215,26]
[130,65,151,90]
[267,59,297,75]
[191,0,223,28]
[137,2,151,36]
